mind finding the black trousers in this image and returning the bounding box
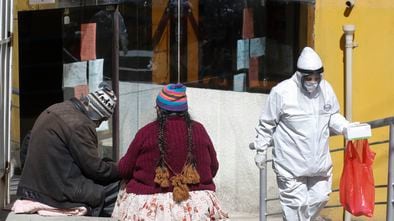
[90,180,120,217]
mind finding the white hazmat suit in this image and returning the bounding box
[254,47,349,221]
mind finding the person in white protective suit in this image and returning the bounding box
[252,47,352,221]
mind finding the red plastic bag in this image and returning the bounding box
[339,139,376,217]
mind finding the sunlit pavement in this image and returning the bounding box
[1,213,116,221]
[0,210,286,221]
[0,212,284,221]
[2,175,283,221]
[0,212,281,221]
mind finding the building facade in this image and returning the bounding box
[2,0,394,220]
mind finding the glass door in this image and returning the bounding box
[115,0,314,154]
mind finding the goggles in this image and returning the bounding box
[297,67,324,76]
[302,74,322,82]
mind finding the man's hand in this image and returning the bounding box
[254,150,267,169]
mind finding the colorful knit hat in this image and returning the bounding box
[156,83,188,112]
[86,82,117,120]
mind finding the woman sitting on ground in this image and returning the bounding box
[112,83,228,221]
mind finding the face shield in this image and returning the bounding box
[298,68,324,93]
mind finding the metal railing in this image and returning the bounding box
[255,116,394,221]
[0,0,13,208]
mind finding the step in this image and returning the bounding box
[1,212,116,221]
[1,211,284,221]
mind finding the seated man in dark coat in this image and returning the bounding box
[14,82,120,217]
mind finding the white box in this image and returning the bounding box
[344,123,372,140]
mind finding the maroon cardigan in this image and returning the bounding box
[118,116,219,194]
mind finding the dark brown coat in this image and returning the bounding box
[17,99,119,209]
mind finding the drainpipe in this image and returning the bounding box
[343,24,356,121]
[342,24,356,221]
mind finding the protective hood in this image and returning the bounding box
[297,47,323,73]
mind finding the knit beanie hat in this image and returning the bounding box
[86,82,117,120]
[156,83,188,112]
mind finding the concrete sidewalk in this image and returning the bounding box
[0,210,282,221]
[0,212,265,221]
[1,212,115,221]
[3,176,278,220]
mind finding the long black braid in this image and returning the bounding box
[184,112,196,166]
[156,108,194,167]
[157,109,168,168]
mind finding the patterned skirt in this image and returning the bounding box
[112,185,229,221]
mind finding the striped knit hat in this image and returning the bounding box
[156,83,188,112]
[86,83,117,120]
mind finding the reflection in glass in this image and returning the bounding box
[118,0,313,93]
[62,6,119,159]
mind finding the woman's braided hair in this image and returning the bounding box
[154,108,200,202]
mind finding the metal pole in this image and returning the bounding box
[112,6,120,160]
[177,0,181,83]
[260,167,267,221]
[386,124,394,221]
[0,0,13,207]
[250,142,267,221]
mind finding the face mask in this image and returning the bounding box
[303,81,319,93]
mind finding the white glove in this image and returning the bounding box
[254,150,267,169]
